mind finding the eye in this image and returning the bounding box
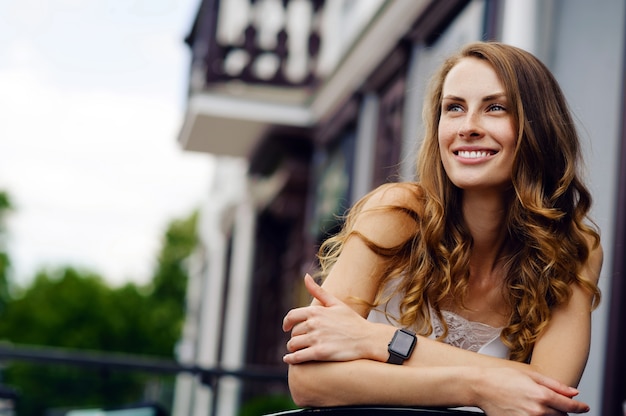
[444,103,464,112]
[487,103,507,112]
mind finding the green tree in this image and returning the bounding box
[0,267,150,414]
[0,191,13,312]
[0,209,199,415]
[144,210,199,355]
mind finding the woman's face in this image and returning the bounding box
[438,57,516,192]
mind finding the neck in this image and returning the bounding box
[461,189,510,275]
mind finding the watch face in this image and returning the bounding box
[391,330,415,358]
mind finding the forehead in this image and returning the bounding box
[442,57,505,96]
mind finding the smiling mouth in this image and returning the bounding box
[455,150,497,159]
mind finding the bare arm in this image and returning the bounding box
[285,274,587,414]
[529,242,603,386]
[282,185,600,413]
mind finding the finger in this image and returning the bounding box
[290,320,310,337]
[282,307,310,332]
[529,371,579,398]
[548,396,590,414]
[541,389,590,414]
[286,332,313,353]
[283,351,301,365]
[304,273,340,307]
[283,348,317,365]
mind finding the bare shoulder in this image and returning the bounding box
[351,182,423,249]
[360,182,424,212]
[583,233,603,285]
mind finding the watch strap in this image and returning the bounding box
[386,351,406,365]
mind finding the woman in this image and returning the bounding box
[282,42,603,415]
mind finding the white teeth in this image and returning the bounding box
[457,150,490,159]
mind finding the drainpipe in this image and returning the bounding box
[172,247,206,416]
[215,187,256,416]
[193,157,247,416]
[352,93,379,201]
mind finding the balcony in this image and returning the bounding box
[177,0,325,158]
[177,0,432,159]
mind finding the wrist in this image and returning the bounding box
[367,324,398,362]
[465,367,488,408]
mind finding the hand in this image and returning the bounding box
[475,367,590,415]
[282,274,375,364]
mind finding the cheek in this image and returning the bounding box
[437,122,455,149]
[500,120,517,146]
[437,129,453,170]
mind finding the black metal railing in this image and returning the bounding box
[0,344,482,415]
[0,342,287,385]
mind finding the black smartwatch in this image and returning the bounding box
[387,328,417,365]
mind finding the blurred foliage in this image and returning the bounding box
[146,210,199,352]
[0,191,13,312]
[0,201,199,415]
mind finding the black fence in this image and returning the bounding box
[0,344,481,415]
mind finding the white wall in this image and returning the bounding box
[547,0,625,412]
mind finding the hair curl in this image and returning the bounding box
[318,42,601,362]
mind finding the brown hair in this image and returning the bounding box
[318,42,600,362]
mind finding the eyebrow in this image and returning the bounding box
[442,93,508,102]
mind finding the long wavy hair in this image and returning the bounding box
[317,42,601,362]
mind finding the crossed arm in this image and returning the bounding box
[281,189,603,415]
[283,273,595,415]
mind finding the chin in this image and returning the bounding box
[450,179,511,192]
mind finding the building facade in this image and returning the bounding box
[175,1,626,415]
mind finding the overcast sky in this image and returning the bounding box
[0,0,214,287]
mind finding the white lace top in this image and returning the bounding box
[429,305,506,356]
[367,289,509,358]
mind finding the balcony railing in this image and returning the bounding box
[186,0,325,90]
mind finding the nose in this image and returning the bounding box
[457,112,484,139]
